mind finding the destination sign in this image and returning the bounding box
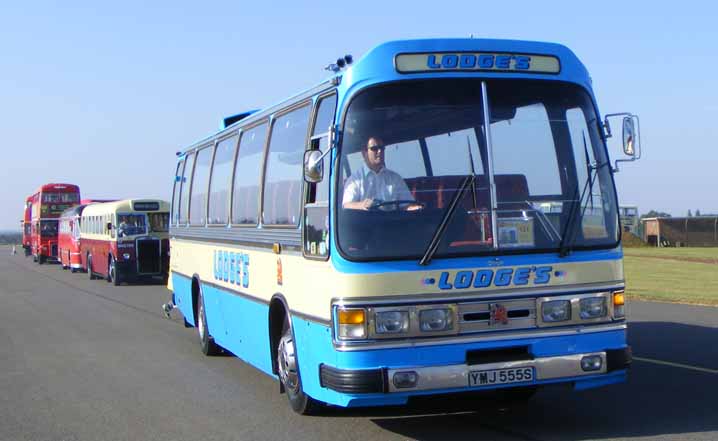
[395,52,560,74]
[133,202,160,211]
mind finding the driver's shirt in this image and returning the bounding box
[342,164,414,205]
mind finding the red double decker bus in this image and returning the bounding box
[30,183,81,264]
[22,196,32,256]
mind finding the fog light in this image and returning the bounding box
[581,355,603,371]
[393,371,418,389]
[580,297,607,319]
[123,253,131,260]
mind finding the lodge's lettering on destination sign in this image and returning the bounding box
[395,53,560,74]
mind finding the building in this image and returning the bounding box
[641,216,718,247]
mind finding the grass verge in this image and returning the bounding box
[624,251,718,306]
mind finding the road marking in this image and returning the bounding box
[634,356,718,374]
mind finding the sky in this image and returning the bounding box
[1,0,717,230]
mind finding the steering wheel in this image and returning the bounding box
[369,199,425,211]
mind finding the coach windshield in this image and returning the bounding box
[336,79,619,261]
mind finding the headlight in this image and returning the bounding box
[580,297,607,319]
[123,253,131,260]
[542,300,571,322]
[336,308,366,340]
[419,308,453,332]
[375,311,409,334]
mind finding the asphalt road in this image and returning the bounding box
[1,247,717,441]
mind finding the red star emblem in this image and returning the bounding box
[490,304,509,325]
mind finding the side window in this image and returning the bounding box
[231,123,267,224]
[189,145,213,226]
[208,135,238,225]
[263,104,311,226]
[180,152,196,224]
[304,94,336,259]
[310,94,337,204]
[171,159,185,226]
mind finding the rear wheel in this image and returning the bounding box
[197,287,220,356]
[277,319,321,415]
[38,255,45,264]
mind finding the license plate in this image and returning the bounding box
[468,367,534,387]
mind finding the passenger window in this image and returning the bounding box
[231,123,267,224]
[189,145,213,226]
[208,135,238,225]
[262,104,311,226]
[179,152,196,224]
[171,159,185,226]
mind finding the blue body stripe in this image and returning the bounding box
[331,247,623,274]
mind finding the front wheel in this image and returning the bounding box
[108,256,121,286]
[197,287,221,356]
[277,320,321,415]
[87,255,96,280]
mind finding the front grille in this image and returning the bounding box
[458,298,537,334]
[137,239,161,274]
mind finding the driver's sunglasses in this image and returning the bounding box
[368,145,385,153]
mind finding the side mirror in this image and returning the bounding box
[622,116,635,157]
[304,149,324,184]
[604,112,642,171]
[106,222,113,230]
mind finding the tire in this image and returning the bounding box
[87,255,96,280]
[277,319,321,415]
[71,267,77,273]
[38,255,45,265]
[197,287,221,356]
[108,256,120,286]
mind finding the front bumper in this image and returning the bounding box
[320,347,631,394]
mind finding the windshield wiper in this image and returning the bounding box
[419,174,475,266]
[558,160,608,257]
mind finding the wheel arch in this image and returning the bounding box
[269,293,292,377]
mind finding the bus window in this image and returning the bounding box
[310,94,336,204]
[180,152,196,225]
[384,140,425,179]
[171,159,185,226]
[231,122,267,225]
[263,104,311,226]
[304,93,336,258]
[149,212,170,232]
[189,145,213,226]
[208,135,238,225]
[426,128,483,176]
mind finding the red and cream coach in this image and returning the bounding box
[80,199,170,285]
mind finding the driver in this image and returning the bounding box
[342,136,423,211]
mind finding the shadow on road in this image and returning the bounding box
[323,321,718,440]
